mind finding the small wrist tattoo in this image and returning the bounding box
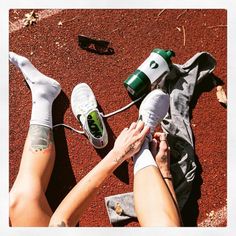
[161,154,168,162]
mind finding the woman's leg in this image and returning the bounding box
[133,159,181,227]
[9,52,61,226]
[10,126,56,226]
[132,89,180,226]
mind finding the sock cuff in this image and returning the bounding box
[133,149,157,175]
[30,120,52,129]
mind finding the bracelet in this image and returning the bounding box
[163,176,172,180]
[163,174,172,180]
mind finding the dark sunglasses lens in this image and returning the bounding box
[95,41,109,53]
[78,36,91,48]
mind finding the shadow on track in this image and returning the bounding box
[46,90,77,211]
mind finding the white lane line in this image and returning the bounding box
[9,9,63,34]
[198,206,227,227]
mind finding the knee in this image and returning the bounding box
[10,186,42,214]
[9,191,18,212]
[9,190,24,218]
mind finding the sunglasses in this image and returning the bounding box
[78,34,113,54]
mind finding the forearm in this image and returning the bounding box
[49,149,122,227]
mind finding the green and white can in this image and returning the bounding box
[124,48,175,97]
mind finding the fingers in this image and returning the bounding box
[128,122,137,130]
[135,120,145,132]
[128,120,148,137]
[153,132,169,156]
[120,127,129,135]
[139,125,150,138]
[150,139,157,156]
[154,132,167,147]
[130,121,149,147]
[127,120,150,143]
[154,132,167,141]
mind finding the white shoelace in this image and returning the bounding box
[53,95,144,134]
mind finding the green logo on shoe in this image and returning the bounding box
[87,111,103,138]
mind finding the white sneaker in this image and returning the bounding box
[138,89,170,134]
[71,83,108,149]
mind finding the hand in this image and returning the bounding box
[112,120,150,162]
[150,132,171,178]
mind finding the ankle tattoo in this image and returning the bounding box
[28,125,54,152]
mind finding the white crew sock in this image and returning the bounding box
[9,52,61,128]
[133,134,157,175]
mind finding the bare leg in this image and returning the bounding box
[10,126,55,226]
[134,164,181,227]
[9,52,61,226]
[133,134,181,227]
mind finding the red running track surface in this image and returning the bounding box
[9,9,227,227]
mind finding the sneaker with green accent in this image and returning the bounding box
[71,83,108,149]
[138,88,170,134]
